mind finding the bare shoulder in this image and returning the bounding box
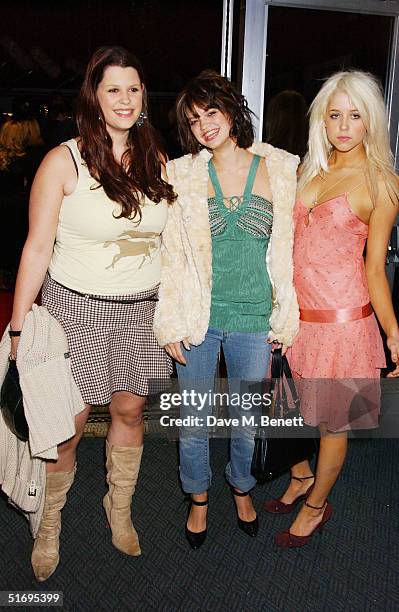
[33,144,78,195]
[27,145,76,227]
[367,174,399,233]
[37,145,74,174]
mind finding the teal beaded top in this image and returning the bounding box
[208,154,274,333]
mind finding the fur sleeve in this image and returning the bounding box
[153,161,190,347]
[265,148,300,347]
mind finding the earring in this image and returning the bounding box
[136,111,147,127]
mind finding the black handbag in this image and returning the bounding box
[0,359,29,442]
[251,349,317,483]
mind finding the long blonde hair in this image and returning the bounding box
[0,118,43,170]
[298,70,399,204]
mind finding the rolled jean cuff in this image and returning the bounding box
[179,468,211,495]
[225,468,256,494]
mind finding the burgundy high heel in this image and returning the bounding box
[275,499,333,548]
[264,475,314,514]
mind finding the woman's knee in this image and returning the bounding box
[109,391,145,427]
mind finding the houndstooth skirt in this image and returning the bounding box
[41,274,172,405]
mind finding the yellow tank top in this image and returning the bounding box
[49,139,168,295]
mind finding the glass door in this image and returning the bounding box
[236,0,399,165]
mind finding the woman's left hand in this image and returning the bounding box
[386,332,399,377]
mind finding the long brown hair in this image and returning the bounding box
[176,70,255,155]
[77,46,176,221]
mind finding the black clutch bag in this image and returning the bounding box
[251,349,317,483]
[0,359,29,442]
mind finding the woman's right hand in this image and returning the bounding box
[10,336,20,361]
[165,339,190,365]
[386,332,399,377]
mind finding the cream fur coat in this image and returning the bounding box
[153,142,300,347]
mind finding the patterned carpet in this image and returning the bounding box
[0,436,398,612]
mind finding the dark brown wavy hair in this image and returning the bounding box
[77,46,176,221]
[176,70,255,154]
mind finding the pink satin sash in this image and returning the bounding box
[300,302,373,323]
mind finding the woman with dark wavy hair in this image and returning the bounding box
[154,70,299,548]
[9,46,175,581]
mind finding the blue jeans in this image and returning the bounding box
[176,327,272,494]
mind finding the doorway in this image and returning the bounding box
[232,0,399,163]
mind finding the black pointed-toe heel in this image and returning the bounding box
[185,495,208,550]
[231,487,258,537]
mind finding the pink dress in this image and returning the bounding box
[288,195,386,431]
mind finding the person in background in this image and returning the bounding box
[0,116,44,189]
[0,117,44,287]
[264,90,308,160]
[154,70,299,549]
[264,70,399,547]
[41,93,77,149]
[9,46,175,581]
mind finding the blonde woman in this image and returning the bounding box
[0,118,43,170]
[264,70,399,547]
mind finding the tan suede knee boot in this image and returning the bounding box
[31,466,76,582]
[103,441,143,556]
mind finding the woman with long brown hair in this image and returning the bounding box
[9,46,175,580]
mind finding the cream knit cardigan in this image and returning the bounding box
[0,305,85,536]
[154,142,300,347]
